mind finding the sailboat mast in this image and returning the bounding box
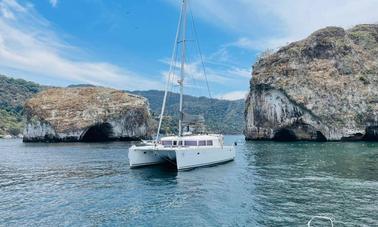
[178,0,187,137]
[155,0,184,141]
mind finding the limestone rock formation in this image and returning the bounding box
[23,87,152,142]
[245,24,378,141]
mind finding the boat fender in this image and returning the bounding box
[234,142,237,146]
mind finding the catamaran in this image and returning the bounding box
[128,0,236,171]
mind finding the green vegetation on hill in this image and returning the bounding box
[0,109,23,136]
[0,75,245,136]
[0,75,43,135]
[130,90,245,134]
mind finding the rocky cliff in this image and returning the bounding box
[23,87,151,142]
[245,24,378,141]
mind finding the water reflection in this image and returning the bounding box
[0,138,377,226]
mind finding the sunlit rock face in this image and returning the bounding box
[245,24,378,141]
[23,87,152,142]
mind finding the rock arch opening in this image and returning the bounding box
[316,131,327,142]
[273,128,297,141]
[363,126,378,141]
[81,123,114,142]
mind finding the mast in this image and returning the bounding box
[178,0,187,137]
[156,0,195,139]
[155,0,184,141]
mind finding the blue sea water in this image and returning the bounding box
[0,136,377,226]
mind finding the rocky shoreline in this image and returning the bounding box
[0,134,23,139]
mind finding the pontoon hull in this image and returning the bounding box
[128,146,175,168]
[175,146,235,170]
[128,146,235,170]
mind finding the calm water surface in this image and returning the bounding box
[0,136,377,226]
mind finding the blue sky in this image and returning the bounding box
[0,0,377,100]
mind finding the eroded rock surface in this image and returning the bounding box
[245,24,378,141]
[23,87,151,142]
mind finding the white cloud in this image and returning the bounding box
[160,58,251,93]
[165,0,267,34]
[167,0,378,50]
[226,67,251,79]
[258,0,378,49]
[157,57,251,99]
[216,90,247,101]
[160,59,232,85]
[49,0,58,8]
[229,37,293,51]
[0,0,26,19]
[0,0,162,90]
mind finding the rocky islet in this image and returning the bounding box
[23,87,152,142]
[245,24,378,141]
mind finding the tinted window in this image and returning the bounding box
[184,140,197,146]
[206,140,213,146]
[198,140,206,146]
[178,141,183,146]
[162,141,172,146]
[173,141,177,146]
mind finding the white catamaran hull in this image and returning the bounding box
[128,145,235,170]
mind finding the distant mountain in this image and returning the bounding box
[130,90,245,134]
[0,75,245,136]
[0,75,44,135]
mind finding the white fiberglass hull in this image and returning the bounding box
[128,145,235,170]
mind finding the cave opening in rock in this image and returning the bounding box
[316,131,327,142]
[363,126,378,141]
[341,133,364,141]
[273,128,297,141]
[81,123,114,142]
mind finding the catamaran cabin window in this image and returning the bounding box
[198,140,206,146]
[206,140,213,146]
[178,141,183,146]
[162,141,172,146]
[184,140,197,146]
[173,141,177,146]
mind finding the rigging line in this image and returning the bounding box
[189,1,212,99]
[164,32,181,135]
[188,23,207,98]
[186,42,198,95]
[188,10,204,96]
[156,0,183,142]
[164,48,181,135]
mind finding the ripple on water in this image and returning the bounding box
[0,138,377,226]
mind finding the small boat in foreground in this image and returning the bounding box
[128,0,236,170]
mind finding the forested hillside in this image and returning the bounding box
[0,75,245,136]
[0,75,43,135]
[131,90,245,134]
